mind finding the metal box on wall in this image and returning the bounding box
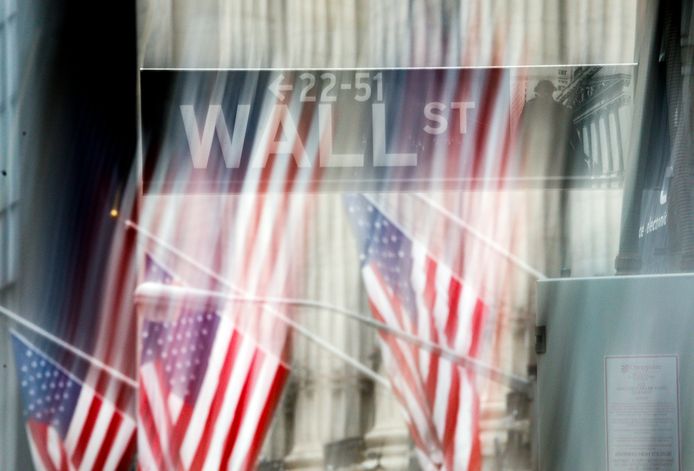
[536,274,694,470]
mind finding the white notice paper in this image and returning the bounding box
[605,355,680,471]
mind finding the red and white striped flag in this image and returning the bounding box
[11,331,136,471]
[135,74,323,470]
[137,295,289,471]
[345,194,485,471]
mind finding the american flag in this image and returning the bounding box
[11,331,136,471]
[137,283,290,470]
[144,254,182,286]
[345,194,485,471]
[134,76,315,471]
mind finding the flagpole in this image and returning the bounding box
[0,305,138,388]
[271,297,531,393]
[125,220,391,389]
[137,283,531,394]
[126,220,529,393]
[135,283,390,388]
[411,193,547,280]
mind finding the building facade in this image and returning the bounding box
[6,0,693,470]
[133,1,638,469]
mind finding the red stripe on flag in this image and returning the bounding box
[170,401,194,461]
[471,69,504,179]
[422,258,438,313]
[445,278,462,342]
[239,363,290,471]
[92,223,138,408]
[71,394,103,469]
[189,330,242,470]
[442,364,461,470]
[368,300,443,455]
[424,313,441,404]
[219,350,264,470]
[58,438,70,471]
[468,299,486,357]
[369,302,429,412]
[152,362,184,471]
[116,432,137,471]
[368,263,416,341]
[139,379,165,471]
[90,411,123,471]
[424,346,440,406]
[28,421,57,471]
[421,258,442,404]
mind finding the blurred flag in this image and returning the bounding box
[144,253,184,286]
[345,194,485,471]
[137,262,290,471]
[11,331,136,471]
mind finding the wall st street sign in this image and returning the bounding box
[141,66,629,192]
[140,68,516,192]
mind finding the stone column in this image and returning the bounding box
[612,104,624,175]
[285,194,389,469]
[283,361,326,470]
[322,195,369,445]
[362,362,411,469]
[284,197,329,470]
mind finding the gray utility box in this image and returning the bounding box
[536,274,694,471]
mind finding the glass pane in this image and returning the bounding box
[4,2,694,471]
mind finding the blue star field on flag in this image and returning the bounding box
[11,333,81,438]
[144,254,177,284]
[141,310,220,402]
[344,194,417,317]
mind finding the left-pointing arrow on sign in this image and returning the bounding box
[269,73,293,101]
